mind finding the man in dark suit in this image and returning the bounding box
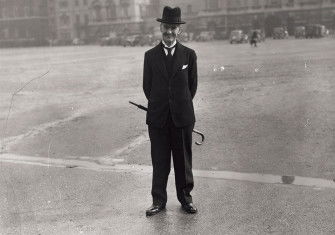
[143,6,198,216]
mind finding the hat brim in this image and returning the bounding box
[156,18,186,24]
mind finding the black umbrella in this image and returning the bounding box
[129,101,205,145]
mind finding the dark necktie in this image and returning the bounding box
[163,46,174,77]
[163,46,174,57]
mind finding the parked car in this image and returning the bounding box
[72,38,85,45]
[121,34,138,47]
[100,32,122,46]
[195,31,215,41]
[295,26,306,39]
[305,24,327,38]
[135,34,153,46]
[178,31,189,42]
[273,27,289,39]
[229,30,248,44]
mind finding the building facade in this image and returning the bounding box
[53,0,91,43]
[86,0,161,39]
[0,0,50,46]
[0,0,334,46]
[197,0,335,36]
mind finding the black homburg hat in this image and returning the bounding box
[156,6,186,24]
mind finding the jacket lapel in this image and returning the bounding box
[153,41,185,81]
[153,42,169,81]
[171,42,185,79]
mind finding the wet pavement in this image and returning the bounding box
[1,160,335,234]
[1,39,335,233]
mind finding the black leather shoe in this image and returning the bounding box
[182,203,198,214]
[145,204,166,216]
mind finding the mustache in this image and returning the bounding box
[163,32,176,37]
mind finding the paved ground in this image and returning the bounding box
[1,158,335,234]
[0,38,335,234]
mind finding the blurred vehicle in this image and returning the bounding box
[178,31,189,42]
[195,31,215,41]
[100,32,122,46]
[229,30,248,44]
[187,32,195,41]
[249,29,265,42]
[273,27,289,39]
[135,34,153,46]
[72,38,85,45]
[305,24,327,38]
[121,34,138,47]
[294,26,306,39]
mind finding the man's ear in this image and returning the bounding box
[177,26,182,35]
[160,23,164,33]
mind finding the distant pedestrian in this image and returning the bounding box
[143,6,198,216]
[250,31,258,47]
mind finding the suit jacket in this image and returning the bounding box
[143,41,197,128]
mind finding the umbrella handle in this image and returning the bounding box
[192,129,205,145]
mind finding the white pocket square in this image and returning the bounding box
[182,64,188,70]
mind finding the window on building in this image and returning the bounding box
[243,0,249,9]
[227,0,241,11]
[106,0,116,19]
[207,0,219,10]
[121,0,131,6]
[18,28,27,38]
[187,4,192,14]
[24,7,30,16]
[120,0,130,18]
[84,14,89,24]
[17,6,25,17]
[298,0,319,6]
[265,0,282,8]
[60,31,71,40]
[75,0,79,6]
[0,29,5,39]
[59,0,68,8]
[83,0,88,6]
[94,6,102,21]
[60,13,70,26]
[91,0,103,21]
[76,14,80,24]
[287,0,294,7]
[252,0,261,9]
[9,27,16,38]
[139,4,146,18]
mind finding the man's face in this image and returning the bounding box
[160,23,181,45]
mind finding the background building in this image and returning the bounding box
[197,0,335,36]
[54,0,90,44]
[0,0,50,47]
[0,0,334,46]
[86,0,160,40]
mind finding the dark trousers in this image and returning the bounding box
[148,113,194,205]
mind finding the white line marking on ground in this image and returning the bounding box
[1,153,335,190]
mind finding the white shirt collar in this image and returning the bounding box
[162,40,177,48]
[162,40,177,56]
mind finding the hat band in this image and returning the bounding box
[164,16,180,21]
